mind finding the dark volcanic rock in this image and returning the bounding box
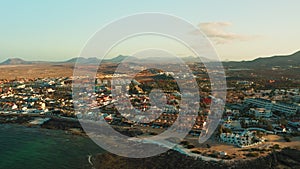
[41,117,82,130]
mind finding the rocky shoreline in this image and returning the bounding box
[93,147,300,169]
[0,114,144,137]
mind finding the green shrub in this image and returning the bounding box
[187,144,195,149]
[284,136,291,142]
[180,141,188,145]
[208,153,218,158]
[245,152,259,157]
[272,144,280,149]
[191,150,201,154]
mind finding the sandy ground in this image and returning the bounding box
[0,64,118,80]
[182,134,300,160]
[264,135,300,149]
[0,64,74,79]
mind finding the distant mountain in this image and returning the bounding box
[182,56,213,63]
[102,55,133,63]
[0,58,32,65]
[64,55,213,64]
[64,57,100,64]
[223,51,300,68]
[1,51,299,67]
[64,55,133,64]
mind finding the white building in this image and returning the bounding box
[249,108,272,118]
[220,131,254,147]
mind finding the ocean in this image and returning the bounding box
[0,124,104,169]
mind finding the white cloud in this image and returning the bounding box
[198,22,258,44]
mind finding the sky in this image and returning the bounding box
[0,0,299,62]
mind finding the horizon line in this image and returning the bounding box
[1,50,299,63]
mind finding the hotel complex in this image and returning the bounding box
[244,98,299,116]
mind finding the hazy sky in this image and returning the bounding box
[0,0,299,62]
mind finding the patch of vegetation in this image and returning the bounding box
[186,144,195,149]
[180,141,188,145]
[208,153,218,158]
[191,150,201,154]
[239,149,250,152]
[284,136,291,142]
[206,144,211,148]
[272,144,280,149]
[222,155,233,160]
[245,152,259,157]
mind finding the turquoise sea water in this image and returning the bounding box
[0,124,104,169]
